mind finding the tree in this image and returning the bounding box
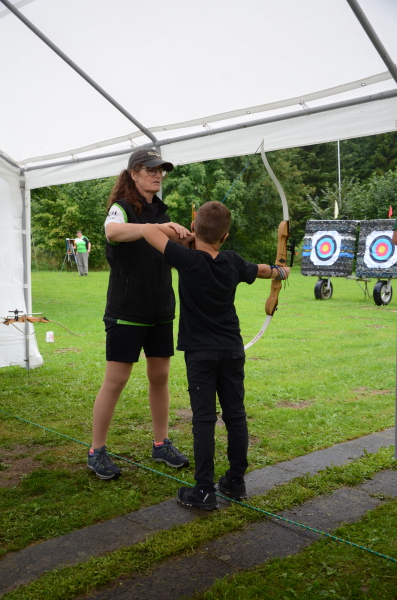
[31,178,115,269]
[294,132,397,196]
[308,169,397,222]
[163,150,313,263]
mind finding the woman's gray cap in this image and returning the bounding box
[127,148,174,172]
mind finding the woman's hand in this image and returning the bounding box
[166,222,191,239]
[180,232,195,248]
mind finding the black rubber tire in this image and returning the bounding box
[373,281,393,306]
[314,279,333,300]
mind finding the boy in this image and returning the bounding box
[141,201,289,510]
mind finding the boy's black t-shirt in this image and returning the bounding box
[164,241,258,351]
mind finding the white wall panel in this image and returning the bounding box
[0,159,43,368]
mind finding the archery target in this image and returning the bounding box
[301,220,357,277]
[364,230,396,269]
[310,231,342,266]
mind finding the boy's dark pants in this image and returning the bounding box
[185,350,248,489]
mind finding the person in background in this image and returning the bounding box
[87,148,193,480]
[74,230,91,276]
[141,201,290,509]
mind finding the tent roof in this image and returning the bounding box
[1,0,397,188]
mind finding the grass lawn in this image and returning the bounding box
[0,268,395,559]
[192,497,397,600]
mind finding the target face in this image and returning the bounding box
[364,230,397,269]
[310,231,342,266]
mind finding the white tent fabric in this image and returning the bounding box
[24,95,397,190]
[0,158,43,368]
[0,0,396,187]
[0,0,396,370]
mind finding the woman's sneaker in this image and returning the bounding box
[218,475,247,500]
[177,486,218,510]
[152,438,189,468]
[87,446,121,480]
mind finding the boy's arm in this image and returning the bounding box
[106,222,193,246]
[257,264,290,279]
[141,224,170,254]
[158,223,195,247]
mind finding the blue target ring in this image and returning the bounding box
[368,235,395,263]
[315,235,337,262]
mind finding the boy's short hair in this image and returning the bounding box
[194,201,231,244]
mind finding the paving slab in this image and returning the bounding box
[124,498,196,531]
[205,487,381,571]
[245,465,302,496]
[0,516,150,596]
[83,480,390,600]
[0,427,394,597]
[357,469,397,498]
[84,553,233,600]
[275,430,394,477]
[281,487,381,533]
[244,428,395,496]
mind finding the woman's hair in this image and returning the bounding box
[194,201,231,244]
[106,166,144,213]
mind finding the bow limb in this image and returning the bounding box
[261,140,290,317]
[244,142,290,350]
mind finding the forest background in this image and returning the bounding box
[31,132,397,269]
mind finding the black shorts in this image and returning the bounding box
[105,321,174,363]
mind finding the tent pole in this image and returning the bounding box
[346,0,397,458]
[346,0,397,85]
[23,88,397,173]
[0,151,20,170]
[20,176,30,371]
[0,0,158,144]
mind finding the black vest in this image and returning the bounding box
[104,197,175,324]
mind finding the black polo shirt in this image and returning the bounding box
[164,241,258,351]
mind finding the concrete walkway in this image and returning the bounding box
[0,427,395,598]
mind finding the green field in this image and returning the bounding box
[0,268,395,566]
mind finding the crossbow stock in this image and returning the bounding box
[1,310,81,336]
[244,140,290,350]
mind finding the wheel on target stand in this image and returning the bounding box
[373,281,393,306]
[314,279,333,300]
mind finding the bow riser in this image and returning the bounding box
[265,219,290,316]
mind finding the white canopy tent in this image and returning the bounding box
[0,0,397,372]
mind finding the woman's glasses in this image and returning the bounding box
[140,167,167,177]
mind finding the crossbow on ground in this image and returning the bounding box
[1,309,81,335]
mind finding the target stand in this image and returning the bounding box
[345,276,372,300]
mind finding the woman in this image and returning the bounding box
[87,148,193,479]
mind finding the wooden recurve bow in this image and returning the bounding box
[244,140,290,350]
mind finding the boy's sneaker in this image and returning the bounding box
[87,446,121,480]
[218,475,247,500]
[177,486,218,511]
[152,438,189,468]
